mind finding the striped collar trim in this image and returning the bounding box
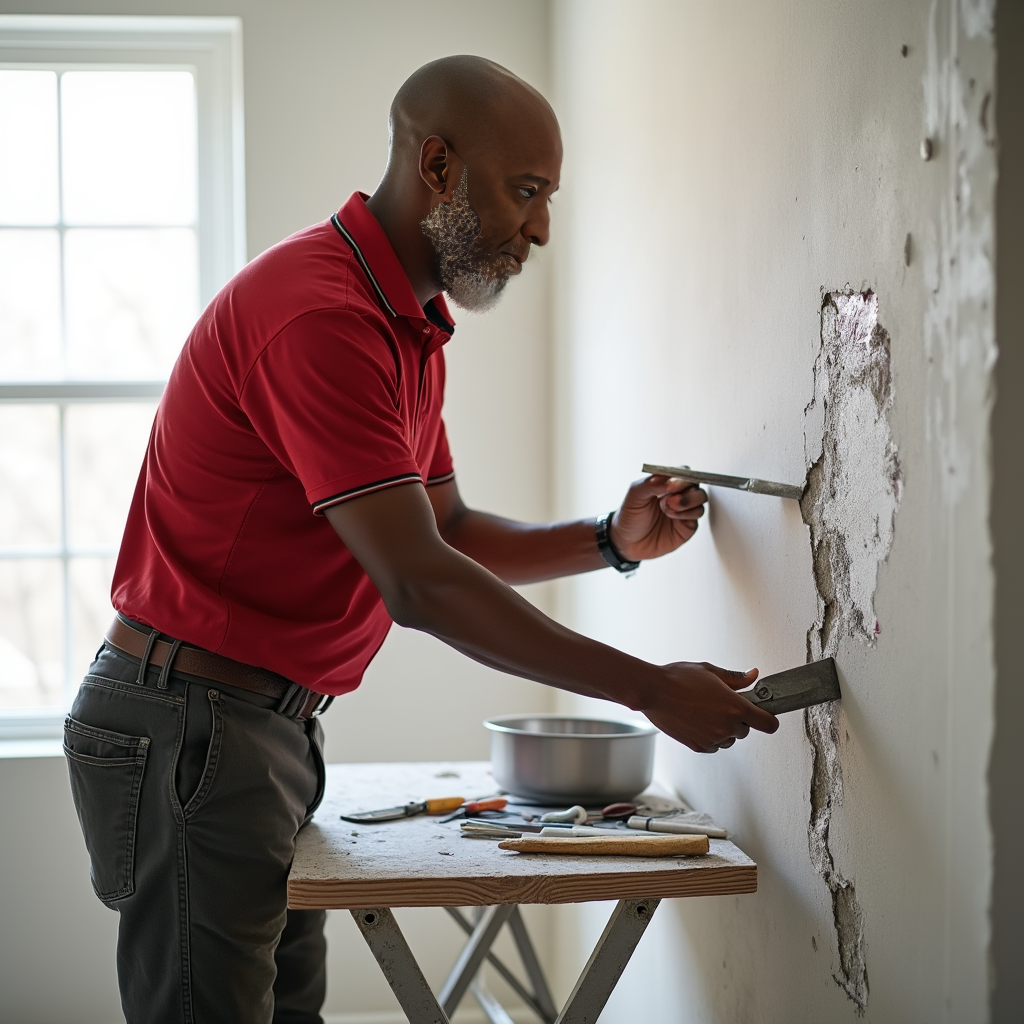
[331,213,398,318]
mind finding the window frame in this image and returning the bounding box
[0,16,246,738]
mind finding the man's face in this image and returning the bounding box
[420,128,561,312]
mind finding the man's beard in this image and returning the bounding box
[420,167,515,313]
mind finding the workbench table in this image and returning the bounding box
[289,761,757,1024]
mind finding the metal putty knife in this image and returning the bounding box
[741,658,841,715]
[643,463,804,501]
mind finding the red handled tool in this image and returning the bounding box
[439,797,508,823]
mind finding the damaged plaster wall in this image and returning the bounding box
[801,292,902,1014]
[551,1,999,1021]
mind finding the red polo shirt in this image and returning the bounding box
[111,193,455,695]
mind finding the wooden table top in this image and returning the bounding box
[288,762,757,910]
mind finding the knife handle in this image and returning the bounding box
[426,796,466,814]
[740,687,768,707]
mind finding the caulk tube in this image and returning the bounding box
[627,815,728,839]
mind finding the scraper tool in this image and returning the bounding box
[643,463,804,500]
[741,658,841,715]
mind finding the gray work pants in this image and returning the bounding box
[64,641,327,1024]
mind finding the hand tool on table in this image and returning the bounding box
[626,817,728,839]
[460,819,575,838]
[740,658,841,715]
[596,802,637,821]
[643,462,804,501]
[540,804,588,824]
[540,825,649,838]
[340,796,465,823]
[498,834,711,857]
[438,797,508,823]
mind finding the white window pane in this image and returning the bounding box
[0,559,64,708]
[0,405,61,547]
[66,403,156,548]
[0,71,59,225]
[62,70,197,226]
[0,229,62,380]
[69,556,114,681]
[65,228,198,379]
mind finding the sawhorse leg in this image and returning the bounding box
[351,898,660,1024]
[350,908,449,1024]
[553,898,660,1024]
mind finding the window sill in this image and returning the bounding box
[0,708,66,743]
[0,738,64,759]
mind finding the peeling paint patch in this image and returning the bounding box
[800,291,902,1016]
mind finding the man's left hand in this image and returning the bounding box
[610,475,708,562]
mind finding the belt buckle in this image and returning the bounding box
[309,693,332,718]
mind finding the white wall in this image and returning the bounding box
[550,1,1009,1022]
[0,3,555,1021]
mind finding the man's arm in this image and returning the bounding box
[426,474,709,585]
[325,482,777,753]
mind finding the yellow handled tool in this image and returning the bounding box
[340,796,465,823]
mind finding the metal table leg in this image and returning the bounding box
[350,908,450,1024]
[438,903,516,1016]
[444,906,557,1023]
[554,898,661,1024]
[472,976,519,1024]
[508,906,559,1021]
[352,898,658,1024]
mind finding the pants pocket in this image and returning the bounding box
[306,718,326,820]
[63,715,149,903]
[180,688,223,819]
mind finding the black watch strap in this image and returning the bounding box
[595,511,640,575]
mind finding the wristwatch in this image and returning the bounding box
[595,511,640,575]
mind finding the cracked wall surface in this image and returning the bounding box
[800,292,902,1016]
[554,2,1000,1018]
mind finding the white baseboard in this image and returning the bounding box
[324,1007,534,1024]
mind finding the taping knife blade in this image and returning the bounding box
[740,658,841,715]
[643,463,804,501]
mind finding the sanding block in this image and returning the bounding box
[643,462,804,500]
[740,658,841,715]
[498,834,710,856]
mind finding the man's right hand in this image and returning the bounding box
[640,663,779,753]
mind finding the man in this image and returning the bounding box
[63,56,778,1023]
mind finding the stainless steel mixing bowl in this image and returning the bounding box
[484,714,658,804]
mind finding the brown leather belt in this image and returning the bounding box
[104,616,330,720]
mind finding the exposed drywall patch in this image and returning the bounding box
[800,291,902,1016]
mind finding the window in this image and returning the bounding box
[0,17,244,737]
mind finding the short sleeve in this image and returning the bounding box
[425,418,455,486]
[240,308,422,513]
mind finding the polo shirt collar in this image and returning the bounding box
[332,192,455,334]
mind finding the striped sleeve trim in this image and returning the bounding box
[312,473,422,514]
[425,470,456,487]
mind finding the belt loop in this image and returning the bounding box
[157,638,184,690]
[275,682,303,719]
[136,629,160,686]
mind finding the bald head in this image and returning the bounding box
[389,55,558,163]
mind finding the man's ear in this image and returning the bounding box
[419,136,449,196]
